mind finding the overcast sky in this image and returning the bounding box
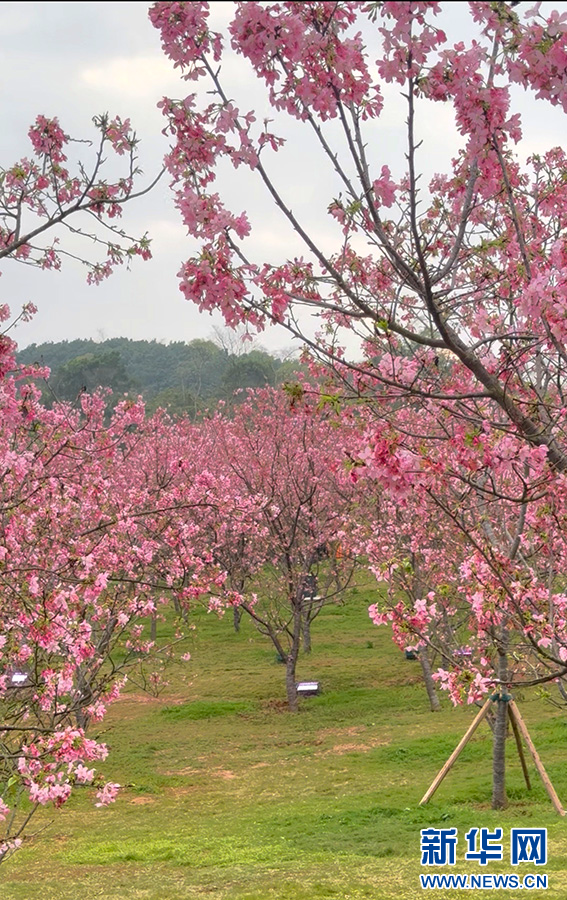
[3,2,567,355]
[1,2,232,353]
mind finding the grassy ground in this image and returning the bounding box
[4,584,567,899]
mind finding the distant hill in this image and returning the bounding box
[17,337,303,417]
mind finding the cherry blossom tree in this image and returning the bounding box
[353,386,567,807]
[196,388,358,711]
[0,363,229,859]
[151,0,567,808]
[0,112,165,859]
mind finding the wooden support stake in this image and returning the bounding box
[419,698,492,806]
[508,700,565,817]
[507,704,531,791]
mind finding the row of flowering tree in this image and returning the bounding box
[150,0,567,809]
[189,387,360,710]
[0,346,238,858]
[3,335,359,857]
[0,112,153,858]
[0,113,233,860]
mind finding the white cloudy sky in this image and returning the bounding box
[3,1,567,354]
[0,2,214,352]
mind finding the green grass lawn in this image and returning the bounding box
[4,585,567,899]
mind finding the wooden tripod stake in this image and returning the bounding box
[508,700,565,817]
[419,699,492,807]
[507,704,531,791]
[419,697,566,816]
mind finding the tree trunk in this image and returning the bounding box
[285,656,299,711]
[233,606,241,633]
[492,637,508,809]
[286,603,302,711]
[419,647,441,711]
[302,615,312,653]
[411,555,441,711]
[73,666,93,729]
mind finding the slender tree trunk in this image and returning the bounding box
[286,603,302,712]
[75,707,89,730]
[492,633,509,809]
[73,667,92,729]
[233,571,245,632]
[419,647,441,711]
[411,555,441,710]
[285,656,299,711]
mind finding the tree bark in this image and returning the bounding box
[286,602,302,711]
[302,614,312,653]
[233,606,241,633]
[492,635,509,810]
[285,658,298,711]
[419,647,441,711]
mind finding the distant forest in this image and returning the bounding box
[17,336,303,417]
